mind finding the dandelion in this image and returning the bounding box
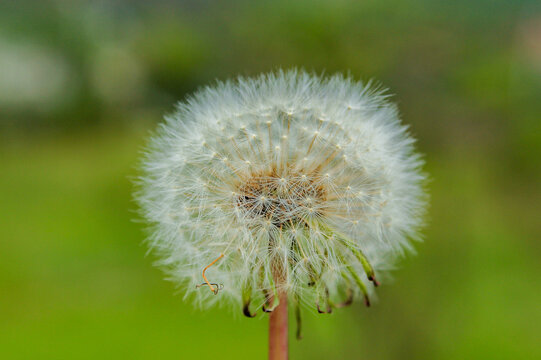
[136,69,427,359]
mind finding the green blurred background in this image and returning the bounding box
[1,1,540,359]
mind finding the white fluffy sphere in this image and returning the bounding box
[137,70,427,315]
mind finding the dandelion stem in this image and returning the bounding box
[268,289,288,360]
[269,231,288,360]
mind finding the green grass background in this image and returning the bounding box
[1,1,540,359]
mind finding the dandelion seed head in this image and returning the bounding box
[136,69,428,313]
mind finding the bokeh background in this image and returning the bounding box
[1,1,540,359]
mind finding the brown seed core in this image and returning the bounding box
[235,169,327,226]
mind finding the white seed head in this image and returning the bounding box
[136,70,428,314]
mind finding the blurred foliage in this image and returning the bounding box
[0,0,540,359]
